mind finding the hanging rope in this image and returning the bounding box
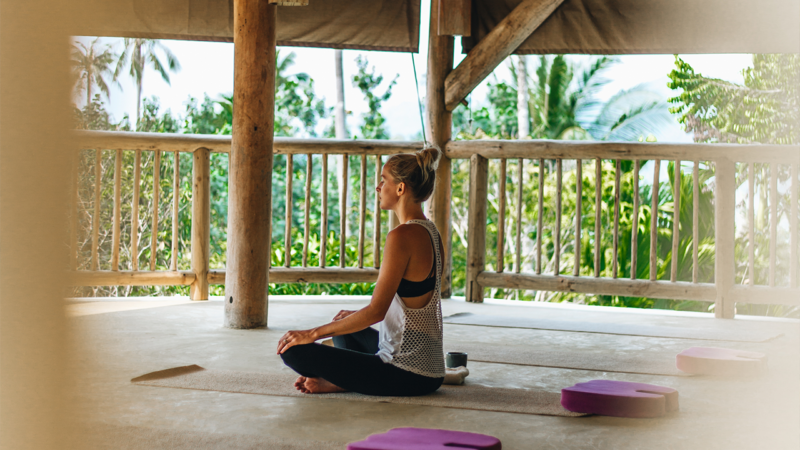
[411,53,428,147]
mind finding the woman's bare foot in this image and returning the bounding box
[294,376,308,392]
[295,376,346,394]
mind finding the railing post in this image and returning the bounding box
[191,148,210,301]
[427,0,455,298]
[714,158,735,318]
[466,154,488,303]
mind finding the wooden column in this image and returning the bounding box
[466,154,488,303]
[427,0,455,297]
[714,158,736,319]
[191,148,210,301]
[225,0,276,328]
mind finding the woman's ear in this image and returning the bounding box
[396,182,405,196]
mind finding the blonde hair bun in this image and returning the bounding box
[416,146,441,176]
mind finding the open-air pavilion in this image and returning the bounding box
[2,0,800,449]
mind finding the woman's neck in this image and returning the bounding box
[395,202,426,224]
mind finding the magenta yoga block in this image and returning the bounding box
[561,380,679,418]
[347,427,501,450]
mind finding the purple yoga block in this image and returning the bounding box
[347,427,501,450]
[561,380,678,418]
[676,347,767,376]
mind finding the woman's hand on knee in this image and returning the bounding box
[277,329,317,355]
[333,310,356,321]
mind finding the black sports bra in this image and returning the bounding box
[396,226,439,298]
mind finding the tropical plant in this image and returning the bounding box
[137,97,180,133]
[274,50,330,137]
[455,55,673,142]
[71,38,118,106]
[73,95,130,131]
[352,55,398,139]
[668,54,799,145]
[114,38,181,129]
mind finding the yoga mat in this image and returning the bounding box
[453,343,687,377]
[443,313,783,343]
[132,365,586,418]
[79,423,343,450]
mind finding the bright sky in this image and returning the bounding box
[79,0,754,142]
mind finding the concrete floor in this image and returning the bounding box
[66,296,800,450]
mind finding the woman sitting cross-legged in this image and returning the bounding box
[277,146,445,396]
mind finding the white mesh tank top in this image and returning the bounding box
[376,219,445,378]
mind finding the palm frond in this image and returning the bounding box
[604,102,674,141]
[587,84,666,140]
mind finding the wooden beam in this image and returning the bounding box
[225,0,276,329]
[190,148,210,301]
[439,0,471,36]
[466,154,488,302]
[728,286,800,305]
[427,0,455,298]
[478,272,716,302]
[70,270,195,286]
[445,139,800,163]
[75,130,424,156]
[443,0,564,111]
[209,268,380,285]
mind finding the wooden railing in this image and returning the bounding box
[453,140,800,318]
[70,131,799,318]
[70,130,420,299]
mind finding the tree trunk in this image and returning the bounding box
[136,79,142,130]
[334,49,347,139]
[517,55,530,139]
[86,68,92,107]
[224,0,277,329]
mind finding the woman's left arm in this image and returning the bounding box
[277,227,411,354]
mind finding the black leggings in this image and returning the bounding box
[280,327,443,397]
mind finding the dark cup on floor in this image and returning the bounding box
[445,352,468,368]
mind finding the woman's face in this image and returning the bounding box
[377,164,403,210]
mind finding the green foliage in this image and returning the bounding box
[137,97,180,133]
[183,94,229,135]
[274,50,331,137]
[352,55,398,139]
[454,56,671,142]
[73,95,130,131]
[668,55,800,144]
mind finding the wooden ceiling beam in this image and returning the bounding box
[443,0,564,111]
[438,0,471,36]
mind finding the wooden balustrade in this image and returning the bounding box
[464,139,800,316]
[70,132,419,292]
[70,131,800,317]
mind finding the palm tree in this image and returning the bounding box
[71,38,117,106]
[114,39,180,129]
[529,55,673,141]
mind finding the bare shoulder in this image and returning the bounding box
[389,223,430,241]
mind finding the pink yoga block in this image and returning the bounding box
[347,427,501,450]
[561,380,678,418]
[676,347,767,376]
